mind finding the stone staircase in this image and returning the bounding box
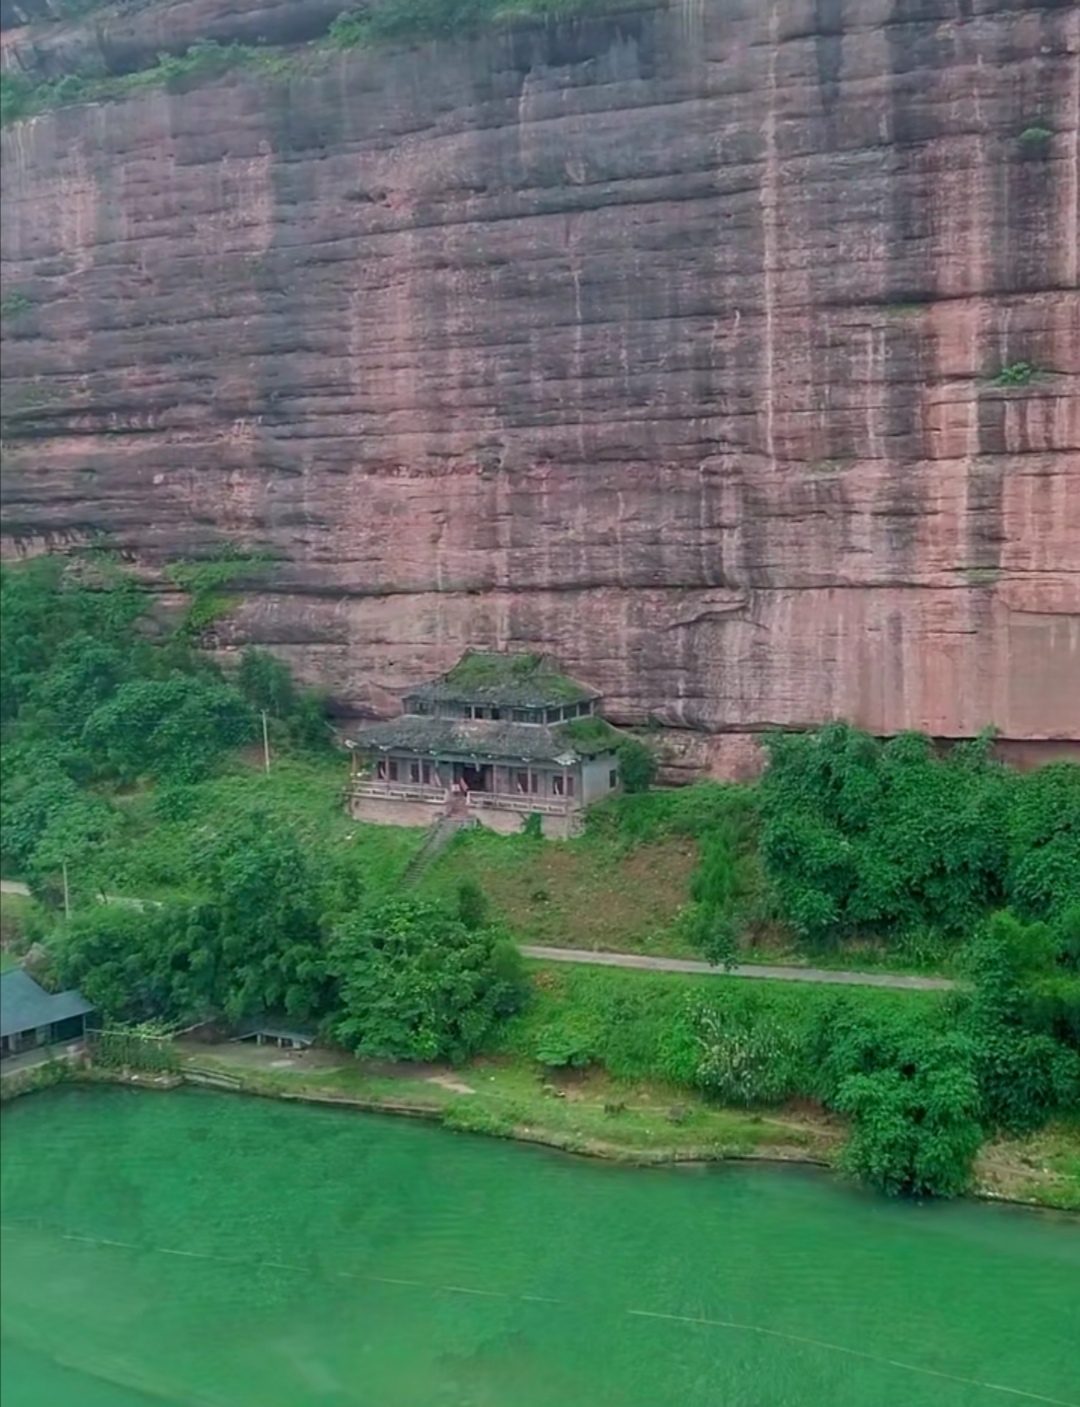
[401,811,469,888]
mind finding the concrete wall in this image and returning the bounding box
[469,803,581,840]
[349,792,581,839]
[349,797,443,829]
[581,754,619,805]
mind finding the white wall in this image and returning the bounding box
[581,754,619,804]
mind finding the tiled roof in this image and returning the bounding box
[353,715,621,765]
[0,969,95,1040]
[405,651,599,710]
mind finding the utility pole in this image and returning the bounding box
[262,710,271,774]
[62,861,71,919]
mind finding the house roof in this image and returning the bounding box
[232,1025,314,1046]
[404,651,600,710]
[353,714,624,765]
[0,969,95,1040]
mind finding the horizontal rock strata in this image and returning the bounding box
[2,0,1078,772]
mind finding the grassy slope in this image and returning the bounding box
[416,824,700,956]
[46,753,960,975]
[1,891,38,969]
[97,755,424,903]
[75,753,704,956]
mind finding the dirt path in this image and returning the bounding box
[3,880,952,990]
[1,879,158,909]
[519,945,956,991]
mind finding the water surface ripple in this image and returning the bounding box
[1,1086,1077,1407]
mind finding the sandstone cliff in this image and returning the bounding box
[2,0,1077,775]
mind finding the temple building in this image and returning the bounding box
[347,652,625,838]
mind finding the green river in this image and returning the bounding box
[1,1086,1077,1407]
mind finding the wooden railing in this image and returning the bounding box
[348,780,576,816]
[349,780,445,803]
[470,793,575,817]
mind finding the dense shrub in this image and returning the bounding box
[236,648,333,752]
[588,781,759,847]
[501,965,937,1087]
[835,1054,983,1199]
[959,912,1080,1131]
[504,954,1078,1197]
[1,560,336,888]
[688,997,803,1106]
[616,738,658,794]
[331,897,527,1063]
[83,675,257,783]
[52,815,333,1024]
[758,724,1079,949]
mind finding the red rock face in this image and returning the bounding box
[2,0,1078,774]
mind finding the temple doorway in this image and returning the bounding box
[454,763,491,792]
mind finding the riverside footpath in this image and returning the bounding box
[2,880,954,992]
[519,946,956,991]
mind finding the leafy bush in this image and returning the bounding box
[959,912,1080,1131]
[0,73,35,125]
[237,648,297,718]
[688,998,802,1106]
[758,724,1079,950]
[51,821,332,1025]
[500,964,937,1087]
[331,897,527,1062]
[616,737,658,793]
[53,904,192,1023]
[456,878,490,931]
[991,362,1038,387]
[236,647,333,752]
[835,1054,983,1199]
[533,1020,597,1070]
[83,675,257,783]
[588,781,759,847]
[199,816,331,1021]
[504,956,1078,1198]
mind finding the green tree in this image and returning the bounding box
[456,879,490,931]
[199,817,330,1021]
[331,897,526,1062]
[1006,763,1080,920]
[83,674,256,783]
[617,738,658,794]
[835,1048,983,1199]
[1,768,119,895]
[237,648,331,752]
[52,902,210,1023]
[759,725,1025,947]
[237,648,296,718]
[960,912,1080,1132]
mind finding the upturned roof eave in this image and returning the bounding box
[357,739,584,765]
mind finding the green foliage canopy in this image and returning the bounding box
[758,724,1079,948]
[331,897,527,1063]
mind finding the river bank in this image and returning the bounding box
[5,1040,1077,1212]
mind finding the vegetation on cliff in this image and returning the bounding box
[2,557,1077,1200]
[0,0,638,128]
